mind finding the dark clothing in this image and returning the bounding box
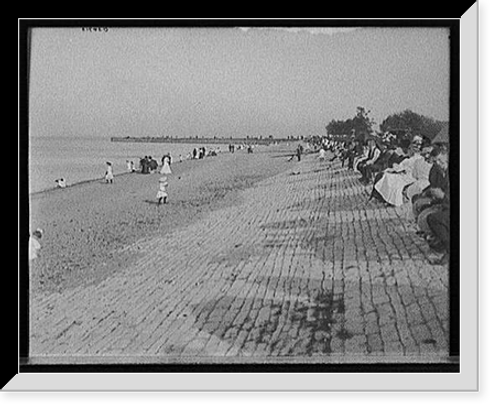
[432,166,450,204]
[358,146,380,182]
[140,157,149,174]
[412,164,448,204]
[413,164,450,245]
[427,208,450,252]
[386,152,407,169]
[416,165,449,208]
[346,149,356,169]
[149,159,158,171]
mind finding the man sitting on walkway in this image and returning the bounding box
[357,137,381,184]
[415,148,450,264]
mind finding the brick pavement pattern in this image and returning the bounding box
[29,155,449,363]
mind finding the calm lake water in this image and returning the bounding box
[28,136,228,194]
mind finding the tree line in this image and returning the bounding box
[326,107,445,141]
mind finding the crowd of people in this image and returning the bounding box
[331,130,451,265]
[118,143,256,205]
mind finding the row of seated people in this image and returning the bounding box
[340,135,450,265]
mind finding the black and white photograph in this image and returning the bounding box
[14,13,480,392]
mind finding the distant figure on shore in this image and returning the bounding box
[179,154,183,163]
[318,147,326,162]
[104,162,114,183]
[193,148,198,159]
[55,178,67,188]
[126,160,135,173]
[156,177,169,205]
[288,145,302,162]
[29,228,43,261]
[160,154,172,175]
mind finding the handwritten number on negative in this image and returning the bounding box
[82,27,109,33]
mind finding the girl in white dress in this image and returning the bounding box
[104,162,114,183]
[157,177,168,205]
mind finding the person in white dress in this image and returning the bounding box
[404,145,433,201]
[104,162,114,183]
[29,229,43,261]
[374,145,423,207]
[156,177,169,205]
[160,155,172,175]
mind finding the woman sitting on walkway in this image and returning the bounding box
[373,138,424,207]
[403,144,434,202]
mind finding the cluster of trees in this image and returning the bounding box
[326,107,375,138]
[326,107,445,141]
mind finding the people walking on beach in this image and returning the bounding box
[160,154,172,175]
[156,176,169,205]
[28,228,43,261]
[104,162,114,183]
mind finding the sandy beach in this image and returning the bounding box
[29,143,299,294]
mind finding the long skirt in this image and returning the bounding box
[374,172,415,207]
[160,163,172,175]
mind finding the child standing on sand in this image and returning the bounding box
[28,228,43,261]
[104,161,114,183]
[157,176,169,205]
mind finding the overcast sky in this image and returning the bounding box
[28,26,450,138]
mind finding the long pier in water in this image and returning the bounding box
[110,137,301,145]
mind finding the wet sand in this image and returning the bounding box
[29,144,299,294]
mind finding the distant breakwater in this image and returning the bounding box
[110,137,301,145]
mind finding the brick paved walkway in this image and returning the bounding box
[29,155,449,364]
